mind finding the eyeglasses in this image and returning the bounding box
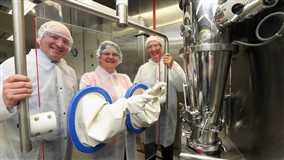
[147,44,160,50]
[101,52,119,57]
[46,33,71,48]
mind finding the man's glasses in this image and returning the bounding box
[46,33,71,48]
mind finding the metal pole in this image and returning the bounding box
[12,0,32,153]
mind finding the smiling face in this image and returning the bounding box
[37,21,73,61]
[39,26,72,61]
[99,46,120,73]
[147,40,163,63]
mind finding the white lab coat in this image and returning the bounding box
[0,49,77,160]
[134,58,186,147]
[80,66,137,160]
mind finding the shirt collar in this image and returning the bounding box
[35,49,60,70]
[149,58,163,64]
[96,66,118,79]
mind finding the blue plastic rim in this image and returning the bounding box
[68,86,112,153]
[125,83,148,134]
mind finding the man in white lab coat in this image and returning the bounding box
[134,35,186,160]
[0,21,77,160]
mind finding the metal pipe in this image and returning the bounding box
[116,0,128,27]
[152,0,156,30]
[11,0,32,153]
[180,0,194,110]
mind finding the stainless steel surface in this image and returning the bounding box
[11,0,32,153]
[179,0,284,159]
[228,3,284,158]
[179,123,244,160]
[179,0,234,155]
[215,0,279,29]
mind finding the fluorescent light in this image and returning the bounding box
[8,1,36,15]
[7,35,13,41]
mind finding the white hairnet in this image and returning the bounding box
[37,21,73,49]
[145,35,165,50]
[96,41,123,64]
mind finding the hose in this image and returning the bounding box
[233,12,284,47]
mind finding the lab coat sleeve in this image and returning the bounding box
[79,83,166,147]
[169,61,186,92]
[77,94,126,147]
[125,94,160,129]
[71,69,78,92]
[0,95,16,121]
[0,59,17,121]
[126,82,166,129]
[79,95,157,147]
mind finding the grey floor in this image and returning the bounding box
[71,135,179,160]
[137,150,179,160]
[71,146,178,160]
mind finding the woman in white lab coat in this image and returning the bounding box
[78,41,166,160]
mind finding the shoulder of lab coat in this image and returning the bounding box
[80,66,132,90]
[114,72,132,87]
[134,60,156,83]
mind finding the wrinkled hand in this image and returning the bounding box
[144,82,166,97]
[163,53,173,68]
[2,75,32,108]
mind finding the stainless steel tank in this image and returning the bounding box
[178,0,284,159]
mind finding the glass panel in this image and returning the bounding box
[34,17,140,82]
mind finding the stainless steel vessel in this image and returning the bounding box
[178,0,284,159]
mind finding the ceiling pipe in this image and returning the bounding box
[152,0,156,30]
[29,0,44,4]
[116,0,128,27]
